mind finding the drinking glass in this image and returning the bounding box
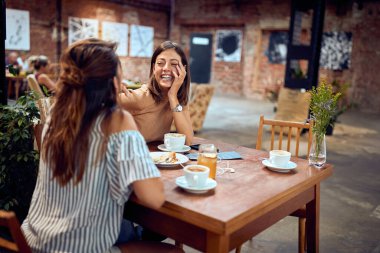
[197,144,218,179]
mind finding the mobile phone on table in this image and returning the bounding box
[190,144,200,150]
[190,144,219,152]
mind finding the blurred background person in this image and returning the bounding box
[33,55,57,95]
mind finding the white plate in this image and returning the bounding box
[262,159,297,173]
[175,176,217,194]
[157,144,191,153]
[150,152,189,167]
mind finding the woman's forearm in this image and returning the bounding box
[172,108,194,145]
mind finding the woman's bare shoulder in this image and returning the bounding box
[108,108,138,134]
[37,73,50,82]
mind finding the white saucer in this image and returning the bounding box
[157,144,191,153]
[175,176,217,194]
[150,152,189,168]
[262,159,297,173]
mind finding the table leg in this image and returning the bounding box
[206,231,229,253]
[306,183,320,253]
[15,80,21,100]
[7,80,12,98]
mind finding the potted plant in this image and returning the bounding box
[308,81,341,168]
[0,92,40,222]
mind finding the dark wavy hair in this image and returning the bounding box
[33,55,49,70]
[149,41,190,105]
[43,38,119,185]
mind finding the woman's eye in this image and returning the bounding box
[171,64,178,67]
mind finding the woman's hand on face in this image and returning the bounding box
[168,64,186,99]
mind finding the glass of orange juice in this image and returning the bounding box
[197,144,218,179]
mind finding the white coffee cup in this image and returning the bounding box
[183,165,209,188]
[269,150,291,167]
[164,133,186,151]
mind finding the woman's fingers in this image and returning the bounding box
[175,65,186,81]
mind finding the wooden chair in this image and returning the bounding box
[32,97,55,151]
[171,84,215,132]
[235,115,313,253]
[189,84,215,132]
[26,74,46,98]
[0,210,32,253]
[0,210,183,253]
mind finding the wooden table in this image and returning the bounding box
[124,137,333,253]
[6,74,26,100]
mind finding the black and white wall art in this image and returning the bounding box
[266,32,288,64]
[68,17,99,45]
[5,9,30,50]
[102,21,128,56]
[130,25,154,57]
[215,30,242,62]
[320,32,352,70]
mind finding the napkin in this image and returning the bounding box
[186,151,242,161]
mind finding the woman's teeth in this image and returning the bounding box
[161,75,172,81]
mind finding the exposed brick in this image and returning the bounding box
[6,0,380,113]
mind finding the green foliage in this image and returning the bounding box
[309,81,341,136]
[0,92,40,221]
[7,64,20,76]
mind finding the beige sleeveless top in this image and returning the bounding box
[121,85,173,143]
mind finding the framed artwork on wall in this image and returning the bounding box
[68,17,99,45]
[215,30,242,62]
[266,31,288,64]
[320,31,352,70]
[102,21,128,56]
[5,8,30,50]
[130,25,154,57]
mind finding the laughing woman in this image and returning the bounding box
[119,41,193,145]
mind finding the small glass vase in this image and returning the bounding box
[309,132,326,168]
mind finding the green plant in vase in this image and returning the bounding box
[308,81,341,168]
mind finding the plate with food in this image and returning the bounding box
[150,152,189,168]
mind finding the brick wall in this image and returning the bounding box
[173,0,380,113]
[6,0,57,63]
[6,0,380,113]
[6,0,170,84]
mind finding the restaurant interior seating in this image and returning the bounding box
[0,210,32,253]
[235,115,313,253]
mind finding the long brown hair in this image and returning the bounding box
[149,41,191,105]
[43,38,119,186]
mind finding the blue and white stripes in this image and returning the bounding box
[22,114,160,253]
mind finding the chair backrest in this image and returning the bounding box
[33,97,55,151]
[256,115,313,158]
[36,97,55,124]
[27,74,46,98]
[189,84,215,132]
[0,210,32,253]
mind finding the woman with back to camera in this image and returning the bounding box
[21,38,183,253]
[119,41,193,145]
[33,55,57,95]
